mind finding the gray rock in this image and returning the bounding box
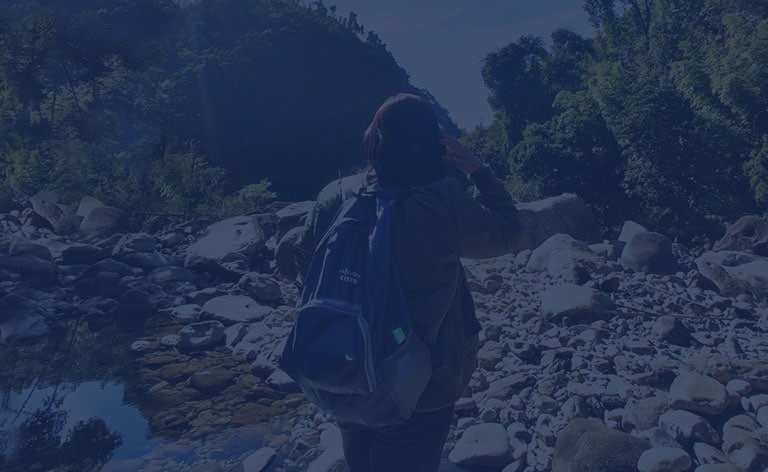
[178,321,226,350]
[693,465,742,472]
[0,314,49,344]
[619,221,649,243]
[721,415,768,471]
[275,200,314,241]
[76,195,105,218]
[0,255,59,288]
[30,192,81,234]
[185,216,266,273]
[146,267,197,285]
[9,238,52,260]
[541,284,614,324]
[713,215,768,256]
[449,423,513,469]
[79,206,129,240]
[695,251,768,300]
[637,447,691,472]
[708,356,768,392]
[202,295,272,323]
[481,372,537,401]
[693,442,730,465]
[626,396,669,432]
[238,272,282,302]
[621,232,679,275]
[659,410,720,446]
[552,418,650,472]
[61,244,105,265]
[515,194,601,249]
[653,316,691,347]
[242,447,276,472]
[669,373,729,416]
[526,234,604,278]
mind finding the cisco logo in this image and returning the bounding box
[339,267,361,285]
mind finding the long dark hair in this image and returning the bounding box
[362,93,448,189]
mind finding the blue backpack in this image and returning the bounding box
[279,187,432,426]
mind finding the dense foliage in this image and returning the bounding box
[468,0,768,240]
[0,0,457,218]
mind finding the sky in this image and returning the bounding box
[327,0,595,129]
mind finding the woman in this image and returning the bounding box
[315,93,522,472]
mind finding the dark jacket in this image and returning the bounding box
[289,167,521,411]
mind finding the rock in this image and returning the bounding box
[637,447,692,472]
[61,244,105,265]
[30,191,81,234]
[552,418,650,472]
[190,369,235,393]
[653,316,691,347]
[201,295,272,323]
[541,284,614,324]
[76,195,105,218]
[161,304,202,321]
[275,201,314,241]
[659,410,720,446]
[0,314,49,344]
[625,396,669,432]
[669,373,729,416]
[178,321,226,350]
[526,233,604,278]
[708,356,768,392]
[481,372,536,401]
[238,273,282,302]
[619,221,649,243]
[621,232,679,275]
[146,267,197,285]
[185,216,266,274]
[693,465,742,472]
[714,215,768,256]
[114,289,154,317]
[112,233,159,255]
[9,238,52,260]
[693,442,730,465]
[449,423,513,469]
[0,255,59,288]
[695,251,768,300]
[721,415,768,471]
[242,447,276,472]
[515,194,601,249]
[79,206,129,240]
[266,370,299,393]
[307,425,345,472]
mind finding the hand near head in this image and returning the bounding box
[439,133,484,176]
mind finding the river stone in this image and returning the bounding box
[238,272,282,302]
[242,447,276,472]
[552,418,650,472]
[147,266,197,285]
[275,200,314,241]
[79,206,129,240]
[0,314,49,344]
[526,233,603,277]
[659,410,720,446]
[637,447,691,472]
[0,254,59,288]
[708,356,768,392]
[112,233,159,256]
[619,221,649,243]
[190,369,235,392]
[695,251,768,300]
[30,191,81,234]
[202,295,272,323]
[449,423,513,469]
[9,238,52,260]
[714,215,768,256]
[515,194,601,249]
[61,244,105,265]
[693,442,730,465]
[178,321,226,350]
[694,465,742,472]
[481,372,536,401]
[653,316,691,347]
[621,232,679,275]
[541,284,614,324]
[76,195,105,218]
[307,425,345,472]
[721,415,768,471]
[669,373,729,416]
[185,216,266,272]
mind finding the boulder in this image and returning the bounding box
[9,239,52,260]
[618,221,649,243]
[185,216,266,275]
[238,273,282,302]
[515,194,601,249]
[552,418,650,472]
[659,410,720,446]
[30,191,81,234]
[275,200,314,241]
[713,215,768,256]
[79,206,129,240]
[621,232,679,275]
[526,233,604,278]
[241,447,276,472]
[637,447,692,472]
[449,423,513,469]
[0,255,59,288]
[541,284,614,324]
[0,314,49,344]
[669,373,729,416]
[201,295,272,324]
[695,251,768,300]
[178,321,226,350]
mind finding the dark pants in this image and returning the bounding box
[337,405,454,472]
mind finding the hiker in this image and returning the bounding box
[296,93,523,472]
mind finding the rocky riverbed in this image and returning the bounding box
[2,192,768,472]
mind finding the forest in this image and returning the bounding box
[1,0,767,242]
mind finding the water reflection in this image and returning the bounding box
[1,381,161,470]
